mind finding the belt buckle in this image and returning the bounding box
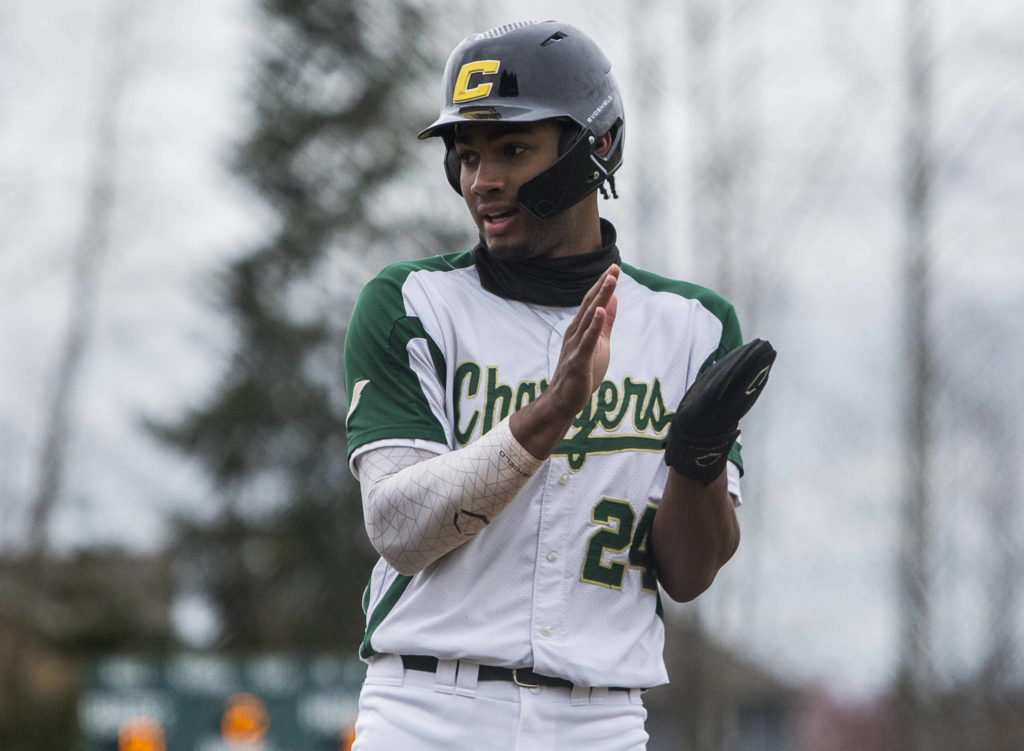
[512,668,541,689]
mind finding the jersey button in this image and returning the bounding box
[541,626,553,637]
[547,551,558,563]
[559,473,570,485]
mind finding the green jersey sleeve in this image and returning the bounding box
[343,264,449,461]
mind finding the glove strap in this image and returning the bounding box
[663,428,739,486]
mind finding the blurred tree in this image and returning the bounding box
[0,4,132,749]
[25,2,128,561]
[896,0,935,748]
[677,2,765,748]
[155,0,469,651]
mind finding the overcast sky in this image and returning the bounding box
[2,0,1021,702]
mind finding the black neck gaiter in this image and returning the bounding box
[473,219,621,306]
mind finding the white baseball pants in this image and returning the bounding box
[352,654,648,751]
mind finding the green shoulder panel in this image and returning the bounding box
[619,264,743,355]
[344,251,474,459]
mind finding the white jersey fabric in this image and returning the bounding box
[344,236,744,690]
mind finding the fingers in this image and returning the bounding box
[586,264,619,313]
[575,305,606,353]
[568,267,617,388]
[602,287,618,333]
[547,265,619,419]
[567,265,619,339]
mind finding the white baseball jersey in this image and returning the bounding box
[343,233,743,690]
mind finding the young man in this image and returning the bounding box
[343,20,775,751]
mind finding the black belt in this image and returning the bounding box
[401,654,574,689]
[400,655,635,692]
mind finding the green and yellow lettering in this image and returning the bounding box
[454,362,481,445]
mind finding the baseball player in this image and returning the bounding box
[343,20,775,751]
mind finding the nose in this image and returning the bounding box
[470,155,505,195]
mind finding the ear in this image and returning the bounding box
[444,145,463,195]
[442,132,463,195]
[594,131,613,157]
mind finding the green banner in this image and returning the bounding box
[78,653,364,751]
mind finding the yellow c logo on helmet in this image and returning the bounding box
[452,60,501,103]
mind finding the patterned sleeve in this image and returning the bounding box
[355,416,544,574]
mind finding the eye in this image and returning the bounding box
[456,149,478,166]
[504,143,527,157]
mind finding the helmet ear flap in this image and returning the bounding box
[443,135,463,195]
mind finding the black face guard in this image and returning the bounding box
[516,129,604,220]
[442,122,620,221]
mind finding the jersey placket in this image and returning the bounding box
[528,312,575,674]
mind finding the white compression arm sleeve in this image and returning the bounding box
[354,417,545,575]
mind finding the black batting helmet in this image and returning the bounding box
[418,20,625,220]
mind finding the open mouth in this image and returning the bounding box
[481,207,519,235]
[483,208,517,222]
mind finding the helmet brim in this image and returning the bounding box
[417,104,576,140]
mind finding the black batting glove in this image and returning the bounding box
[664,338,777,485]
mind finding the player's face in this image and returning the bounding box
[455,121,582,261]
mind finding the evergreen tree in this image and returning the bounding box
[157,0,469,651]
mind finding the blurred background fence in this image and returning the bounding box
[1,0,1022,749]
